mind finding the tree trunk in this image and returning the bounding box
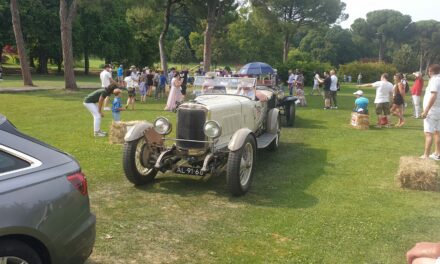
[37,54,48,74]
[203,0,220,73]
[57,58,62,75]
[283,32,290,63]
[29,55,35,68]
[159,0,174,77]
[419,47,423,72]
[203,23,213,72]
[10,0,34,86]
[84,48,89,75]
[60,0,78,90]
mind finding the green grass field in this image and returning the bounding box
[1,85,439,263]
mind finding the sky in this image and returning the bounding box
[339,0,440,29]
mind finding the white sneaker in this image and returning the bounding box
[103,107,111,111]
[94,131,106,137]
[429,153,440,161]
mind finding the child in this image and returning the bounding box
[112,89,124,121]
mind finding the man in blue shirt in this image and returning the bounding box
[353,90,369,114]
[117,65,124,86]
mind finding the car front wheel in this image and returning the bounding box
[123,137,158,185]
[285,101,296,127]
[226,134,256,196]
[0,239,42,264]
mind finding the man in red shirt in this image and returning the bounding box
[411,71,424,118]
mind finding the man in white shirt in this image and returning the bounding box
[358,73,393,127]
[100,64,115,111]
[420,64,440,160]
[329,70,338,109]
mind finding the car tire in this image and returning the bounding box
[267,116,280,151]
[123,137,158,185]
[0,239,42,264]
[226,134,256,196]
[285,102,296,127]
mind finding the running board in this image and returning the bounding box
[256,133,276,149]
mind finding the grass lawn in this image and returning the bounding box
[1,84,439,263]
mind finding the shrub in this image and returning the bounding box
[339,62,398,83]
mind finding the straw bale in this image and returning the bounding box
[397,156,440,191]
[350,113,369,129]
[109,120,144,144]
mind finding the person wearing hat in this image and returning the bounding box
[353,90,369,114]
[411,71,424,118]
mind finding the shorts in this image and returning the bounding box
[375,102,390,115]
[117,76,123,82]
[324,90,331,99]
[424,115,440,133]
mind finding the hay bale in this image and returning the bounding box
[350,112,369,129]
[109,120,144,144]
[397,156,440,191]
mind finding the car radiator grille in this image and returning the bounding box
[176,108,206,149]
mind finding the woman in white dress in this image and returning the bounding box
[164,72,183,111]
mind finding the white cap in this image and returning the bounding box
[353,90,363,96]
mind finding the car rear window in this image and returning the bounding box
[0,150,31,173]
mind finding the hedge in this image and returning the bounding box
[339,62,398,83]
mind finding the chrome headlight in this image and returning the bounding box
[153,117,172,135]
[203,120,222,138]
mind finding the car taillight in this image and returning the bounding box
[67,172,88,196]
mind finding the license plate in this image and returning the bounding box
[175,166,205,176]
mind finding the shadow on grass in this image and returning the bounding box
[291,116,327,130]
[134,142,327,209]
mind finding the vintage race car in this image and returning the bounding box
[122,70,296,196]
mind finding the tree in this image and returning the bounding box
[171,37,192,67]
[299,26,358,66]
[410,20,440,72]
[0,0,13,63]
[158,0,181,75]
[202,0,236,72]
[351,10,412,62]
[392,44,417,73]
[60,0,78,90]
[251,0,346,63]
[10,0,33,86]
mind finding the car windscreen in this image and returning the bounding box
[0,150,30,173]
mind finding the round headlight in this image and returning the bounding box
[154,117,172,135]
[204,121,222,138]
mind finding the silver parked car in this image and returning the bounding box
[0,115,95,264]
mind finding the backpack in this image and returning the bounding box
[403,79,409,93]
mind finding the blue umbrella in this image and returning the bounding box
[238,62,274,75]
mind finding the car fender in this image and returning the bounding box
[228,128,255,152]
[267,108,280,134]
[124,121,154,142]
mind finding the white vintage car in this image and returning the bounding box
[122,74,295,196]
